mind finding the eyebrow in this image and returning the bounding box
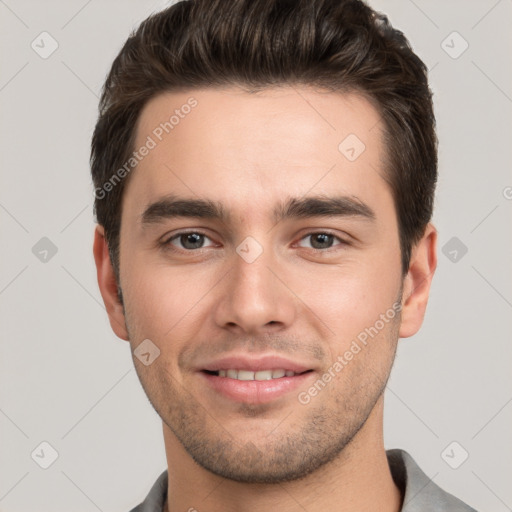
[274,195,375,223]
[141,194,375,225]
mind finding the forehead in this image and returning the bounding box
[125,86,390,222]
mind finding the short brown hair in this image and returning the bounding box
[91,0,437,279]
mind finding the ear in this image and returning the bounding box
[399,223,438,338]
[93,225,129,341]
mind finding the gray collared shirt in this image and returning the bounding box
[129,449,478,511]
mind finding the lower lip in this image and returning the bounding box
[200,371,314,404]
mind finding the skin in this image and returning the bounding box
[94,86,437,512]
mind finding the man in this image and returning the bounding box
[91,0,477,510]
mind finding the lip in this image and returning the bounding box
[199,355,313,373]
[200,370,314,404]
[197,354,316,404]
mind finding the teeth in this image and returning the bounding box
[255,370,273,380]
[237,370,254,381]
[215,369,297,380]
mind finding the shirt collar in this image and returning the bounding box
[132,449,476,512]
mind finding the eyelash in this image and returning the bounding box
[162,230,348,253]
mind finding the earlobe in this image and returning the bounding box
[399,223,438,339]
[93,225,129,341]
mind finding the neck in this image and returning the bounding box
[162,397,401,512]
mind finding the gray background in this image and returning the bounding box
[1,0,511,510]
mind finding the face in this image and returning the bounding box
[98,86,430,483]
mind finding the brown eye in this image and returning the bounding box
[298,232,343,250]
[310,233,334,249]
[167,232,214,250]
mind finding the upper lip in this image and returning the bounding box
[199,354,313,373]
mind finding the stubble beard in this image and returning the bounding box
[127,322,399,485]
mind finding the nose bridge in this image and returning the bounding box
[213,236,295,333]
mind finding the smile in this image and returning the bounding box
[200,369,315,404]
[203,369,311,380]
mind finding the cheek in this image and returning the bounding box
[293,256,401,347]
[121,258,218,341]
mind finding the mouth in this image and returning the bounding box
[202,368,313,380]
[199,365,315,404]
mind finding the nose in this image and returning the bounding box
[213,242,296,335]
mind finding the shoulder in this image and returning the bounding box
[387,449,478,512]
[128,470,168,512]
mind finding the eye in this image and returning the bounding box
[166,231,216,251]
[297,232,345,250]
